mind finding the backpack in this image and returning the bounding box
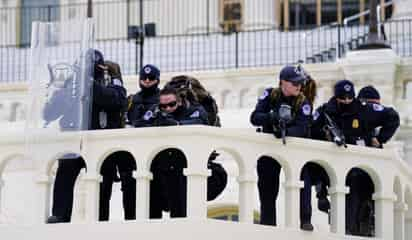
[104,60,127,127]
[164,75,221,127]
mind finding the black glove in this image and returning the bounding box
[208,150,220,162]
[156,113,179,126]
[267,110,279,126]
[273,129,282,138]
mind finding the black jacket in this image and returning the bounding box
[134,103,209,127]
[91,81,127,130]
[127,88,160,126]
[311,97,400,146]
[250,87,312,137]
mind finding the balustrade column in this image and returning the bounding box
[373,192,396,239]
[135,171,152,220]
[237,175,256,223]
[329,185,349,234]
[284,180,303,228]
[183,168,210,220]
[394,202,407,240]
[35,174,52,223]
[83,173,100,222]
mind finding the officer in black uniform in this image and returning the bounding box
[311,80,400,236]
[127,64,161,126]
[135,87,209,218]
[97,61,136,221]
[46,50,128,223]
[250,65,312,230]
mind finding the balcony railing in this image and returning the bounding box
[0,126,410,239]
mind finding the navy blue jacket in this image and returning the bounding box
[250,87,312,137]
[135,103,209,127]
[127,88,160,126]
[92,81,127,130]
[311,97,400,146]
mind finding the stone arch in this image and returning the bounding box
[345,167,377,237]
[0,153,26,219]
[301,159,338,187]
[257,152,291,180]
[255,152,291,226]
[213,147,242,176]
[98,150,137,221]
[146,145,186,171]
[149,147,188,219]
[96,147,137,176]
[347,165,382,193]
[299,160,335,231]
[0,153,26,176]
[45,151,85,176]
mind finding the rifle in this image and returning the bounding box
[276,104,293,145]
[323,112,347,148]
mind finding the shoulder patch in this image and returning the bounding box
[143,110,153,120]
[259,90,269,100]
[190,110,200,118]
[302,104,311,116]
[112,78,123,87]
[372,103,384,112]
[313,110,320,120]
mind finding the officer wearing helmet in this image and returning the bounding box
[46,49,128,223]
[311,80,400,236]
[250,65,312,229]
[128,64,161,126]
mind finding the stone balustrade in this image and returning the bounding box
[0,126,411,239]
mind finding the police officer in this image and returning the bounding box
[250,65,312,230]
[311,80,400,235]
[358,85,381,104]
[97,61,136,221]
[46,50,128,223]
[135,87,209,218]
[127,64,161,126]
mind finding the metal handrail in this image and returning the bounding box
[343,0,393,26]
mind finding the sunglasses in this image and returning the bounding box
[337,96,354,101]
[159,101,177,109]
[140,75,157,81]
[291,81,302,87]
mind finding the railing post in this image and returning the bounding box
[373,192,396,239]
[47,5,52,22]
[235,31,239,68]
[135,171,152,220]
[35,174,52,224]
[337,24,342,58]
[329,185,349,234]
[183,168,210,220]
[394,202,407,240]
[237,175,257,223]
[284,180,303,228]
[83,173,100,222]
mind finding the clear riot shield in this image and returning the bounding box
[25,19,94,154]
